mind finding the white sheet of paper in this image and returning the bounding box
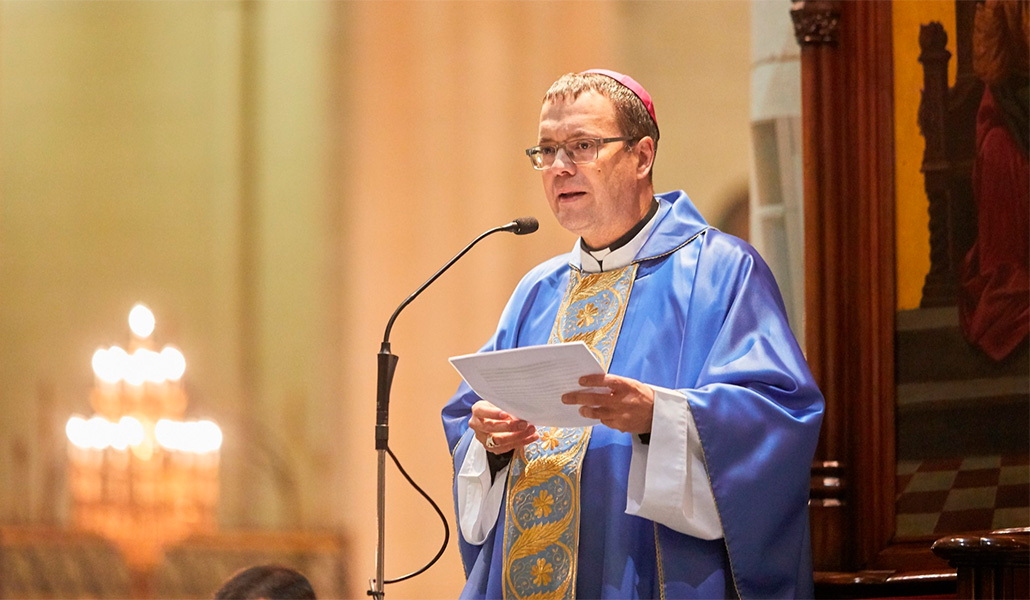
[448,341,608,427]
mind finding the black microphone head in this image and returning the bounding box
[511,216,539,235]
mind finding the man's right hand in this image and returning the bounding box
[469,400,539,454]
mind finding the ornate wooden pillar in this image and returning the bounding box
[793,0,897,572]
[916,7,983,309]
[917,22,959,307]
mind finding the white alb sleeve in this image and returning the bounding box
[626,385,724,539]
[456,436,509,545]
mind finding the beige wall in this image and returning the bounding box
[0,1,750,597]
[0,0,251,524]
[0,0,341,531]
[624,1,753,214]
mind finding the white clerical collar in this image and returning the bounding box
[577,199,661,273]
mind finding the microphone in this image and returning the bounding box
[370,217,538,598]
[502,216,539,235]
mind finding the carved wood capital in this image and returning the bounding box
[791,0,842,46]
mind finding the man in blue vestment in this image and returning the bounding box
[441,70,823,599]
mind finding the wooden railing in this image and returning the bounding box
[932,527,1029,599]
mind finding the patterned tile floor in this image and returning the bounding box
[896,453,1030,537]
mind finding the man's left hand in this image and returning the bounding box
[561,373,654,434]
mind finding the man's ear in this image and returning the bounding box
[634,136,656,180]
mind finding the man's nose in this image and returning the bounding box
[549,147,577,174]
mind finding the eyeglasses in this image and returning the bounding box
[524,136,637,170]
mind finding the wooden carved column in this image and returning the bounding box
[917,4,983,309]
[917,22,958,307]
[793,0,897,572]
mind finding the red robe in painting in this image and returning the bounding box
[959,84,1029,361]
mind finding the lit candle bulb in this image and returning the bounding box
[161,346,187,381]
[128,304,155,339]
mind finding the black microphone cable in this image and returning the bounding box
[380,445,448,584]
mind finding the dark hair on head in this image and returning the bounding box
[214,564,317,600]
[543,72,660,179]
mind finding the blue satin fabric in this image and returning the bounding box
[442,190,824,599]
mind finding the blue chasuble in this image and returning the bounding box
[442,190,824,599]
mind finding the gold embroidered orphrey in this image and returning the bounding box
[502,264,638,600]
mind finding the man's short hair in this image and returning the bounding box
[213,564,316,600]
[543,72,660,179]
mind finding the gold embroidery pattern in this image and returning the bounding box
[538,428,562,450]
[553,267,637,369]
[502,265,637,600]
[533,490,555,518]
[575,303,598,328]
[532,558,554,586]
[654,523,667,600]
[503,429,587,600]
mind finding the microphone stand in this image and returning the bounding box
[369,219,536,599]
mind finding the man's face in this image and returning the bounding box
[537,90,648,248]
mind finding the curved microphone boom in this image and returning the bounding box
[370,217,538,599]
[381,217,538,345]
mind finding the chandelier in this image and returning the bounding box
[65,303,222,596]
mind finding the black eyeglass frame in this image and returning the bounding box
[524,136,638,170]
